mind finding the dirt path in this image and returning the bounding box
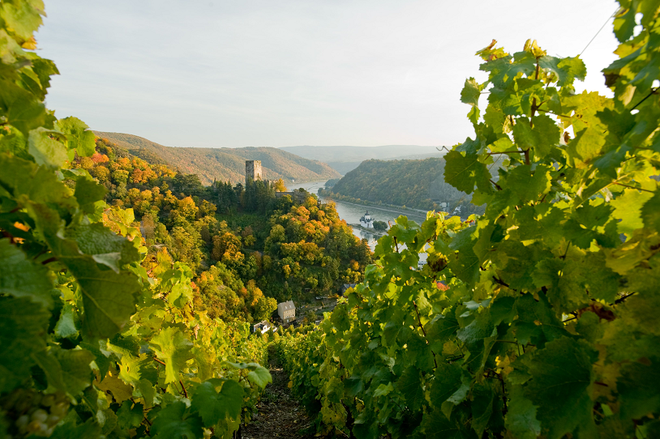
[242,349,314,439]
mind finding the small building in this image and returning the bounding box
[359,211,374,228]
[278,301,296,323]
[252,320,276,334]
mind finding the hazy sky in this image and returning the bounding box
[37,0,619,148]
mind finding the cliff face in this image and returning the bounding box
[94,132,340,184]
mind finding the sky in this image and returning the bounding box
[36,0,620,148]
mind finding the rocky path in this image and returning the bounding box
[242,350,314,439]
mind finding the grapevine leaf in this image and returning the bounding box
[613,7,637,43]
[96,373,134,405]
[117,401,144,429]
[422,408,477,439]
[27,127,68,168]
[461,78,483,107]
[0,238,53,308]
[0,0,44,41]
[611,189,653,236]
[517,337,598,439]
[429,363,462,408]
[56,116,96,158]
[54,303,78,338]
[0,79,50,136]
[68,223,140,272]
[395,367,424,412]
[617,359,660,420]
[505,386,541,439]
[191,380,243,425]
[151,401,204,439]
[503,165,551,204]
[50,418,102,439]
[149,327,194,384]
[69,261,140,340]
[0,154,74,206]
[35,347,94,396]
[247,365,272,389]
[444,150,492,194]
[74,176,107,215]
[0,297,48,392]
[471,382,495,437]
[641,190,660,231]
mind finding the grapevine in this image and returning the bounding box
[276,1,660,438]
[0,2,271,438]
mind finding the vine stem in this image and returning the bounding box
[179,380,188,398]
[412,300,438,369]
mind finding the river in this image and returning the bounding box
[292,180,429,250]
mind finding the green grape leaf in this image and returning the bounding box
[461,77,483,107]
[502,165,551,204]
[0,79,49,136]
[512,115,560,158]
[0,238,53,308]
[68,223,140,272]
[27,127,68,168]
[50,418,102,439]
[641,190,660,231]
[429,363,463,408]
[117,400,144,429]
[35,347,94,396]
[471,382,495,437]
[444,150,492,194]
[422,408,477,439]
[0,0,44,41]
[191,380,244,426]
[151,401,204,439]
[611,188,653,236]
[247,365,272,389]
[74,176,107,214]
[0,297,48,392]
[505,386,541,439]
[56,116,96,157]
[448,227,480,284]
[149,327,194,384]
[613,7,637,43]
[517,337,598,439]
[617,359,660,421]
[69,261,139,340]
[395,367,425,412]
[0,154,74,206]
[54,303,78,338]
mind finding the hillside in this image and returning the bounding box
[94,132,341,184]
[280,145,443,174]
[322,157,479,212]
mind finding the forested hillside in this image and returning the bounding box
[95,131,341,185]
[321,157,486,214]
[82,137,371,305]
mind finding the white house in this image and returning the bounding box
[278,301,296,323]
[252,320,276,334]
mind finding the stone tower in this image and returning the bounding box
[245,160,262,184]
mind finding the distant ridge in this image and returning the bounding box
[280,145,443,174]
[94,132,340,185]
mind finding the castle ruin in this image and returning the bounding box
[245,160,262,184]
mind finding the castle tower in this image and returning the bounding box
[245,160,262,184]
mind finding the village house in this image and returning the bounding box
[278,300,296,323]
[252,320,276,334]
